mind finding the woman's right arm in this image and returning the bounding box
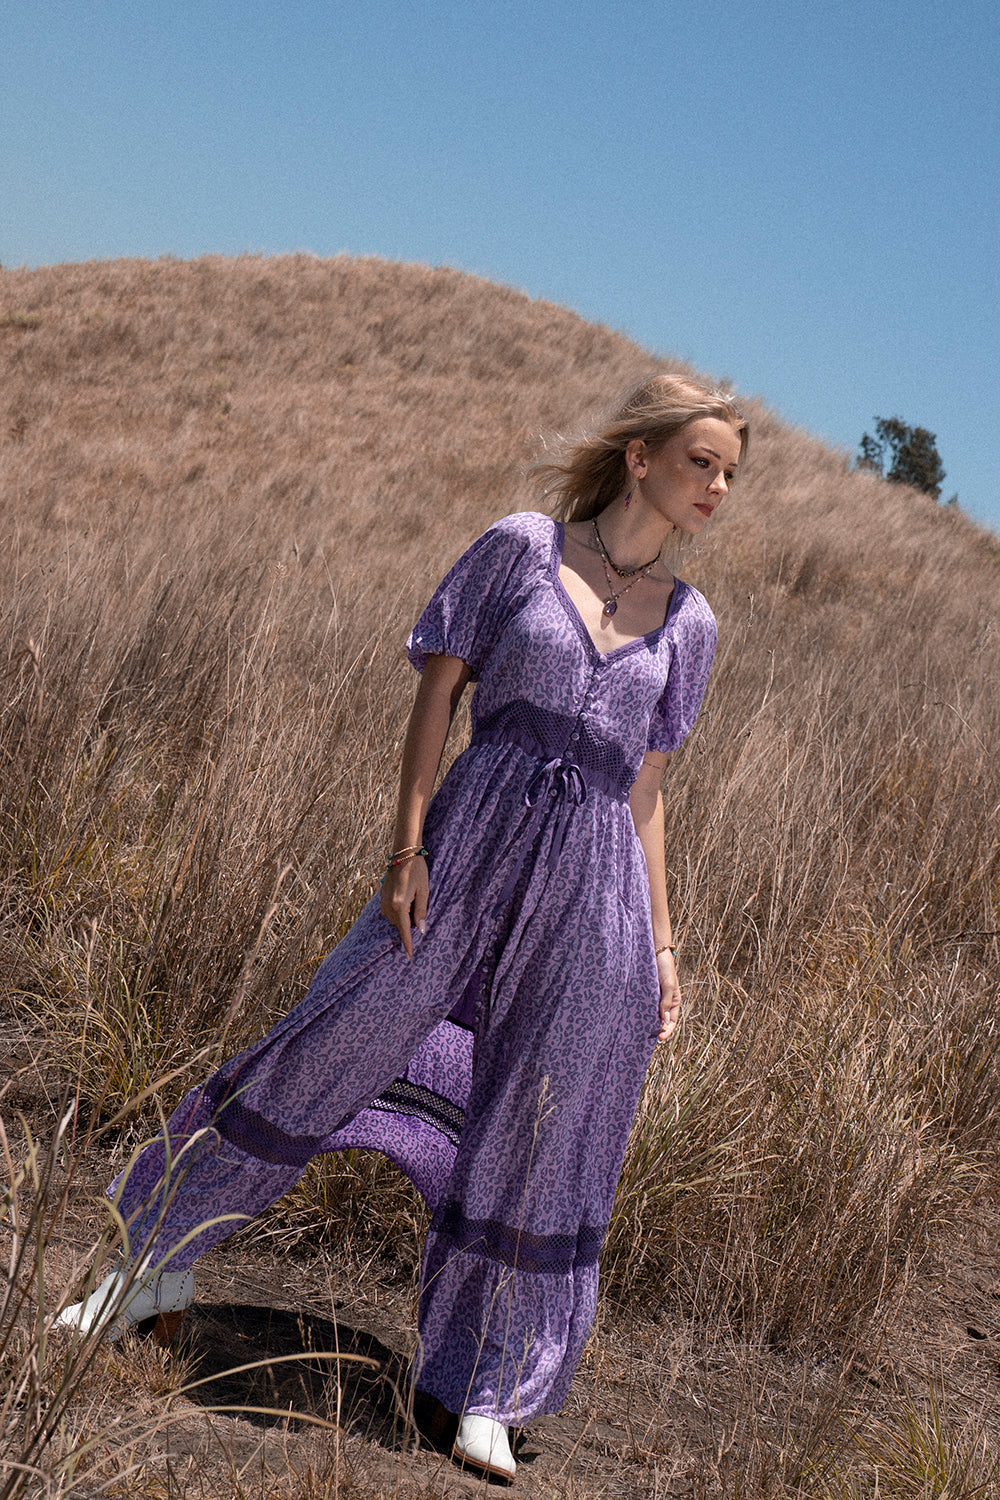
[380,652,472,958]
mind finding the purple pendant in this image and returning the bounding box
[602,598,618,617]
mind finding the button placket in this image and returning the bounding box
[568,675,592,752]
[577,665,600,742]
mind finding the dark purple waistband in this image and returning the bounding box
[469,724,631,802]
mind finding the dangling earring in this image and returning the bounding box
[625,472,642,509]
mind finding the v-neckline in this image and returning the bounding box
[550,520,681,663]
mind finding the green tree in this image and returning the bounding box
[856,417,946,500]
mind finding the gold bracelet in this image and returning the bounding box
[654,943,677,959]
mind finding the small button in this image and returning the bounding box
[570,731,580,742]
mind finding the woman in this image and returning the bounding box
[59,374,747,1481]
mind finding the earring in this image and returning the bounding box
[623,488,633,510]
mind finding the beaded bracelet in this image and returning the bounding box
[654,943,678,959]
[380,846,430,886]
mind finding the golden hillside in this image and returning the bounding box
[3,253,996,955]
[3,252,993,585]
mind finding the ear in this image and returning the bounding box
[625,438,648,480]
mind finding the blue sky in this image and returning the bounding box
[2,0,997,528]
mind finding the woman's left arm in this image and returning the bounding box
[629,752,681,1042]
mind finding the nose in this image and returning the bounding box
[708,470,728,496]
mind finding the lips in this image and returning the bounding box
[694,503,715,518]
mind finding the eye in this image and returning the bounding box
[691,457,710,468]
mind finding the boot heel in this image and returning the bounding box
[152,1310,184,1345]
[56,1264,195,1342]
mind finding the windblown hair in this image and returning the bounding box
[537,374,749,523]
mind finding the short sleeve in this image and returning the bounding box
[406,515,539,678]
[646,586,717,753]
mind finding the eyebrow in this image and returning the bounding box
[698,446,738,467]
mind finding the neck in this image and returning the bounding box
[594,493,673,565]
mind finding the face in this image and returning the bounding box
[627,417,742,535]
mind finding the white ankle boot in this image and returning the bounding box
[453,1413,516,1480]
[55,1261,195,1344]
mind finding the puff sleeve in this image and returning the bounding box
[645,584,718,753]
[406,515,540,679]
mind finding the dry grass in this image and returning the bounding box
[2,252,999,1496]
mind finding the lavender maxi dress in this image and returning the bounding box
[110,512,716,1424]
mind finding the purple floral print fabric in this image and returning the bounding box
[109,512,716,1425]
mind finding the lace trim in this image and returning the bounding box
[369,1079,465,1147]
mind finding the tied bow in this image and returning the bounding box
[524,758,588,871]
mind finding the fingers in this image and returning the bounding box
[413,878,428,935]
[657,986,682,1043]
[654,947,681,1041]
[379,888,406,955]
[398,910,414,960]
[380,859,429,961]
[658,1008,680,1042]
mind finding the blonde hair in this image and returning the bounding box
[537,373,749,523]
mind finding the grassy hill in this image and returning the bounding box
[2,254,999,1498]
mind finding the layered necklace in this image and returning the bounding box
[591,518,662,617]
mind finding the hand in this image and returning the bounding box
[655,948,681,1042]
[380,856,428,960]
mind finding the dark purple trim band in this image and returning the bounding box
[431,1199,604,1274]
[205,1081,333,1167]
[470,713,631,800]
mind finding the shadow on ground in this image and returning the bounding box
[182,1303,411,1448]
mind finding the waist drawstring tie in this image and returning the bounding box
[524,758,588,873]
[490,757,590,920]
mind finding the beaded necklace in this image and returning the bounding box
[591,519,661,618]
